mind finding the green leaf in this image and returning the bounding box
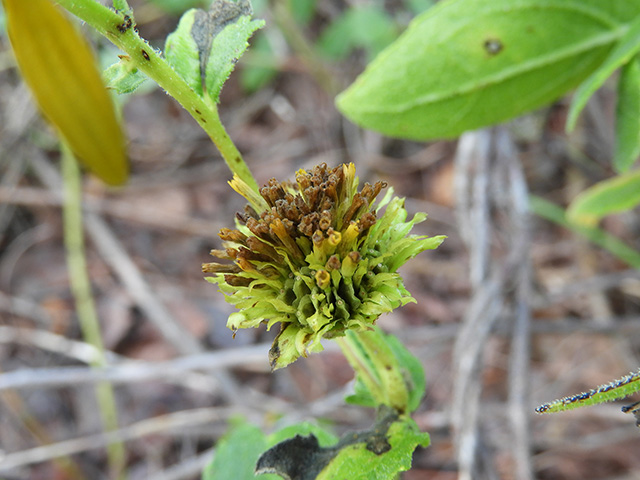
[567,169,640,223]
[318,6,398,61]
[317,413,429,480]
[257,407,429,480]
[4,0,128,185]
[165,1,264,102]
[614,56,640,172]
[103,55,148,94]
[536,368,640,414]
[337,0,640,140]
[530,195,640,269]
[202,421,278,480]
[567,14,640,132]
[204,14,265,101]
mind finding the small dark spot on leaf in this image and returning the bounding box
[195,109,202,115]
[141,49,150,61]
[483,38,503,55]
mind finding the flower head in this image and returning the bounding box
[203,163,445,369]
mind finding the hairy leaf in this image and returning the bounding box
[337,0,640,140]
[165,0,264,102]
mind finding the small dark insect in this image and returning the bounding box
[141,49,150,61]
[483,38,503,55]
[117,14,132,34]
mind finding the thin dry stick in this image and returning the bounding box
[153,448,215,480]
[497,129,533,480]
[0,344,270,392]
[0,326,121,364]
[453,129,498,480]
[0,407,256,471]
[0,185,223,238]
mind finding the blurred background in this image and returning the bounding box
[1,0,640,478]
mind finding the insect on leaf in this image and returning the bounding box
[4,0,129,185]
[337,0,640,140]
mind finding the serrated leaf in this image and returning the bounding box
[337,0,640,140]
[4,0,128,185]
[567,170,640,224]
[204,14,264,101]
[103,55,148,94]
[614,56,640,172]
[257,407,428,480]
[567,14,640,132]
[318,6,398,61]
[165,1,264,103]
[202,421,279,480]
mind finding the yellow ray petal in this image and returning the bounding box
[4,0,128,185]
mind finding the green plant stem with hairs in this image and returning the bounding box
[55,0,259,193]
[61,142,126,479]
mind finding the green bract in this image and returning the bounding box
[203,164,445,369]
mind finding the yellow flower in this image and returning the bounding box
[203,163,445,369]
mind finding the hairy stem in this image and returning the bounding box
[55,0,259,193]
[338,328,410,413]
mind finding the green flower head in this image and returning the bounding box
[203,163,445,369]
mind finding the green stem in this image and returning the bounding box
[61,143,126,479]
[337,328,410,413]
[55,0,259,193]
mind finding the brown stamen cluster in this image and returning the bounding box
[204,163,386,281]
